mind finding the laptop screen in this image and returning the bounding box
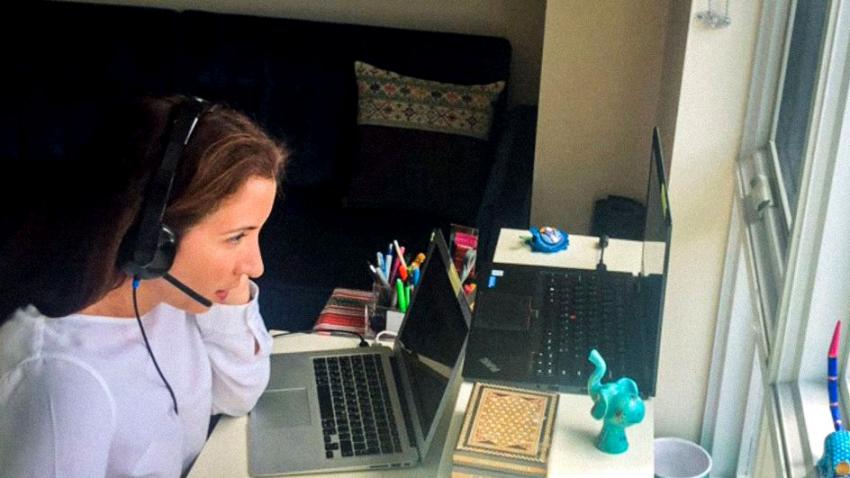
[641,127,672,278]
[396,230,470,444]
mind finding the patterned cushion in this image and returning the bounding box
[354,61,505,140]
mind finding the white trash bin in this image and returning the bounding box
[654,437,712,478]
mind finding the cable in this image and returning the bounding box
[375,330,397,343]
[133,277,179,415]
[596,234,609,272]
[271,328,370,348]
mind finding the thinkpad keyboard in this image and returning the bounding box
[533,270,635,387]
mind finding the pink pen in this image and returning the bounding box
[390,254,401,283]
[393,241,409,269]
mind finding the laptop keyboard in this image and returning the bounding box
[313,354,403,459]
[534,270,633,385]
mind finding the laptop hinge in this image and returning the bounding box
[389,355,418,455]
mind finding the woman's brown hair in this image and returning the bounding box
[0,96,287,322]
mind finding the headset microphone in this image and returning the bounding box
[163,273,213,307]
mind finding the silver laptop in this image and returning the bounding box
[248,230,471,476]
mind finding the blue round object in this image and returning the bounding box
[528,227,569,253]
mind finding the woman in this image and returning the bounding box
[0,96,287,476]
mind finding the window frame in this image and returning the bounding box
[705,0,850,476]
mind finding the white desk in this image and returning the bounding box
[493,227,653,274]
[189,334,458,478]
[190,228,655,477]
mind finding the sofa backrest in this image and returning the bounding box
[5,2,511,209]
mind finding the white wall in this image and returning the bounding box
[56,0,545,106]
[654,0,762,441]
[532,0,762,443]
[656,1,691,171]
[532,0,671,233]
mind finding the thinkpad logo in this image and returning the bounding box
[478,357,501,373]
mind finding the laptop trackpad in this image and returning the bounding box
[476,292,532,331]
[254,388,312,428]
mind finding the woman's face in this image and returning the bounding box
[151,176,277,313]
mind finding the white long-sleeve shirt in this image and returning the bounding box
[0,282,272,477]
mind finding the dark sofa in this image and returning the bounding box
[4,1,535,331]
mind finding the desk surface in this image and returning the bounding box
[494,228,665,275]
[190,335,654,477]
[190,228,655,477]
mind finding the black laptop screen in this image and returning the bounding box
[397,231,470,439]
[642,127,672,278]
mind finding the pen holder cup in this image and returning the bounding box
[372,281,393,308]
[365,304,405,335]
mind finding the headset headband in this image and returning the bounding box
[123,96,209,274]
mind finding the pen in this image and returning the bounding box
[829,321,842,431]
[412,267,421,286]
[369,262,390,289]
[390,254,401,284]
[376,252,384,273]
[393,240,408,270]
[413,252,426,268]
[385,244,393,279]
[396,278,407,312]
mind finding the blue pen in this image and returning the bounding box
[412,267,421,286]
[385,244,393,279]
[376,266,390,288]
[376,252,384,273]
[370,263,390,289]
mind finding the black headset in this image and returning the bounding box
[117,96,212,307]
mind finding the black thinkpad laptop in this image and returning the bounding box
[463,127,671,397]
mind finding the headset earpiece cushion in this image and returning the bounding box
[119,225,177,280]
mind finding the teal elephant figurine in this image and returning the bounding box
[587,349,645,454]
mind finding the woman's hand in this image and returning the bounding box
[222,274,252,305]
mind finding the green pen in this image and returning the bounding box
[396,278,407,312]
[405,284,411,308]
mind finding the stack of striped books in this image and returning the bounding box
[312,288,375,336]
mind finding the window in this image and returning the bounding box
[774,0,829,218]
[705,0,850,476]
